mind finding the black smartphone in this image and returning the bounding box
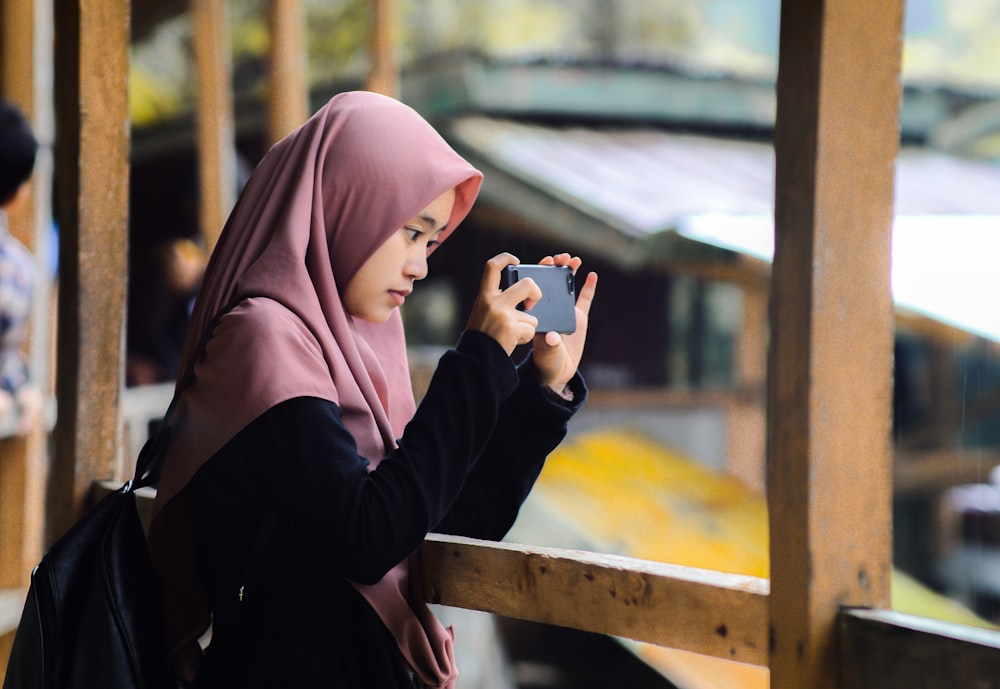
[500,264,577,334]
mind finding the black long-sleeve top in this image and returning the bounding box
[188,330,585,689]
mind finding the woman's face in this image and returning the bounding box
[342,187,456,323]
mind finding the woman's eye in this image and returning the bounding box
[405,228,423,242]
[426,239,441,252]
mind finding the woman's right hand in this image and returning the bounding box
[466,253,542,355]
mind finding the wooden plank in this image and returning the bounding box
[839,608,1000,689]
[419,535,770,667]
[768,0,904,687]
[366,0,398,97]
[894,450,1000,495]
[266,0,308,144]
[50,0,129,543]
[190,0,235,253]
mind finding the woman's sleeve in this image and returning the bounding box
[209,330,518,585]
[431,353,587,541]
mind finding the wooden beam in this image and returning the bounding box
[894,450,1000,495]
[190,0,235,254]
[366,0,398,97]
[266,0,308,144]
[420,535,770,667]
[50,0,130,543]
[839,608,1000,689]
[768,0,904,687]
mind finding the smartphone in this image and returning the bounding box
[500,264,577,334]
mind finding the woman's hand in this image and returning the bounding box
[466,253,543,355]
[530,253,598,395]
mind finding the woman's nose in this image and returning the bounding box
[405,252,428,281]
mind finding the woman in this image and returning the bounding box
[147,91,597,688]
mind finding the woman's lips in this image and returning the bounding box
[390,290,408,307]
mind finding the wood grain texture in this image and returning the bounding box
[50,0,129,543]
[420,534,770,666]
[768,0,904,687]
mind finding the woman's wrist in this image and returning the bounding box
[542,382,574,403]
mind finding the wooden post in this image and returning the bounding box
[0,0,39,591]
[1,2,55,675]
[190,0,235,254]
[0,0,34,108]
[366,0,398,98]
[767,0,904,687]
[49,0,130,543]
[727,282,768,493]
[267,0,308,144]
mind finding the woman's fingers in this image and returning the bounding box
[480,252,519,294]
[469,252,595,357]
[468,253,543,353]
[575,271,598,317]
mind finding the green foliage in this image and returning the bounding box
[128,0,1000,128]
[306,0,371,83]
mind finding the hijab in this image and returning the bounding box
[148,91,482,687]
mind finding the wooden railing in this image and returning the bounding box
[94,486,1000,688]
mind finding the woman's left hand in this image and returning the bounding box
[530,253,598,396]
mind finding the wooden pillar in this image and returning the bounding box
[49,0,130,543]
[1,5,54,677]
[190,0,235,254]
[366,0,398,97]
[0,0,40,592]
[267,0,308,144]
[767,0,904,687]
[0,0,34,107]
[727,281,769,493]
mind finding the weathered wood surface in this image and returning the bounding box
[420,534,770,666]
[50,0,130,543]
[767,0,904,687]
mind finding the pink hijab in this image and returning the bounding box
[148,91,482,687]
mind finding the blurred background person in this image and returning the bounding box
[0,98,42,434]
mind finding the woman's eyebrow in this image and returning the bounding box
[417,213,448,233]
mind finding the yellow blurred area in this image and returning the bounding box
[129,66,183,128]
[528,428,996,689]
[540,430,770,578]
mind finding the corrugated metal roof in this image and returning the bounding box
[450,116,1000,231]
[450,117,776,236]
[448,116,1000,341]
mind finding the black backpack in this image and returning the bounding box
[2,433,178,689]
